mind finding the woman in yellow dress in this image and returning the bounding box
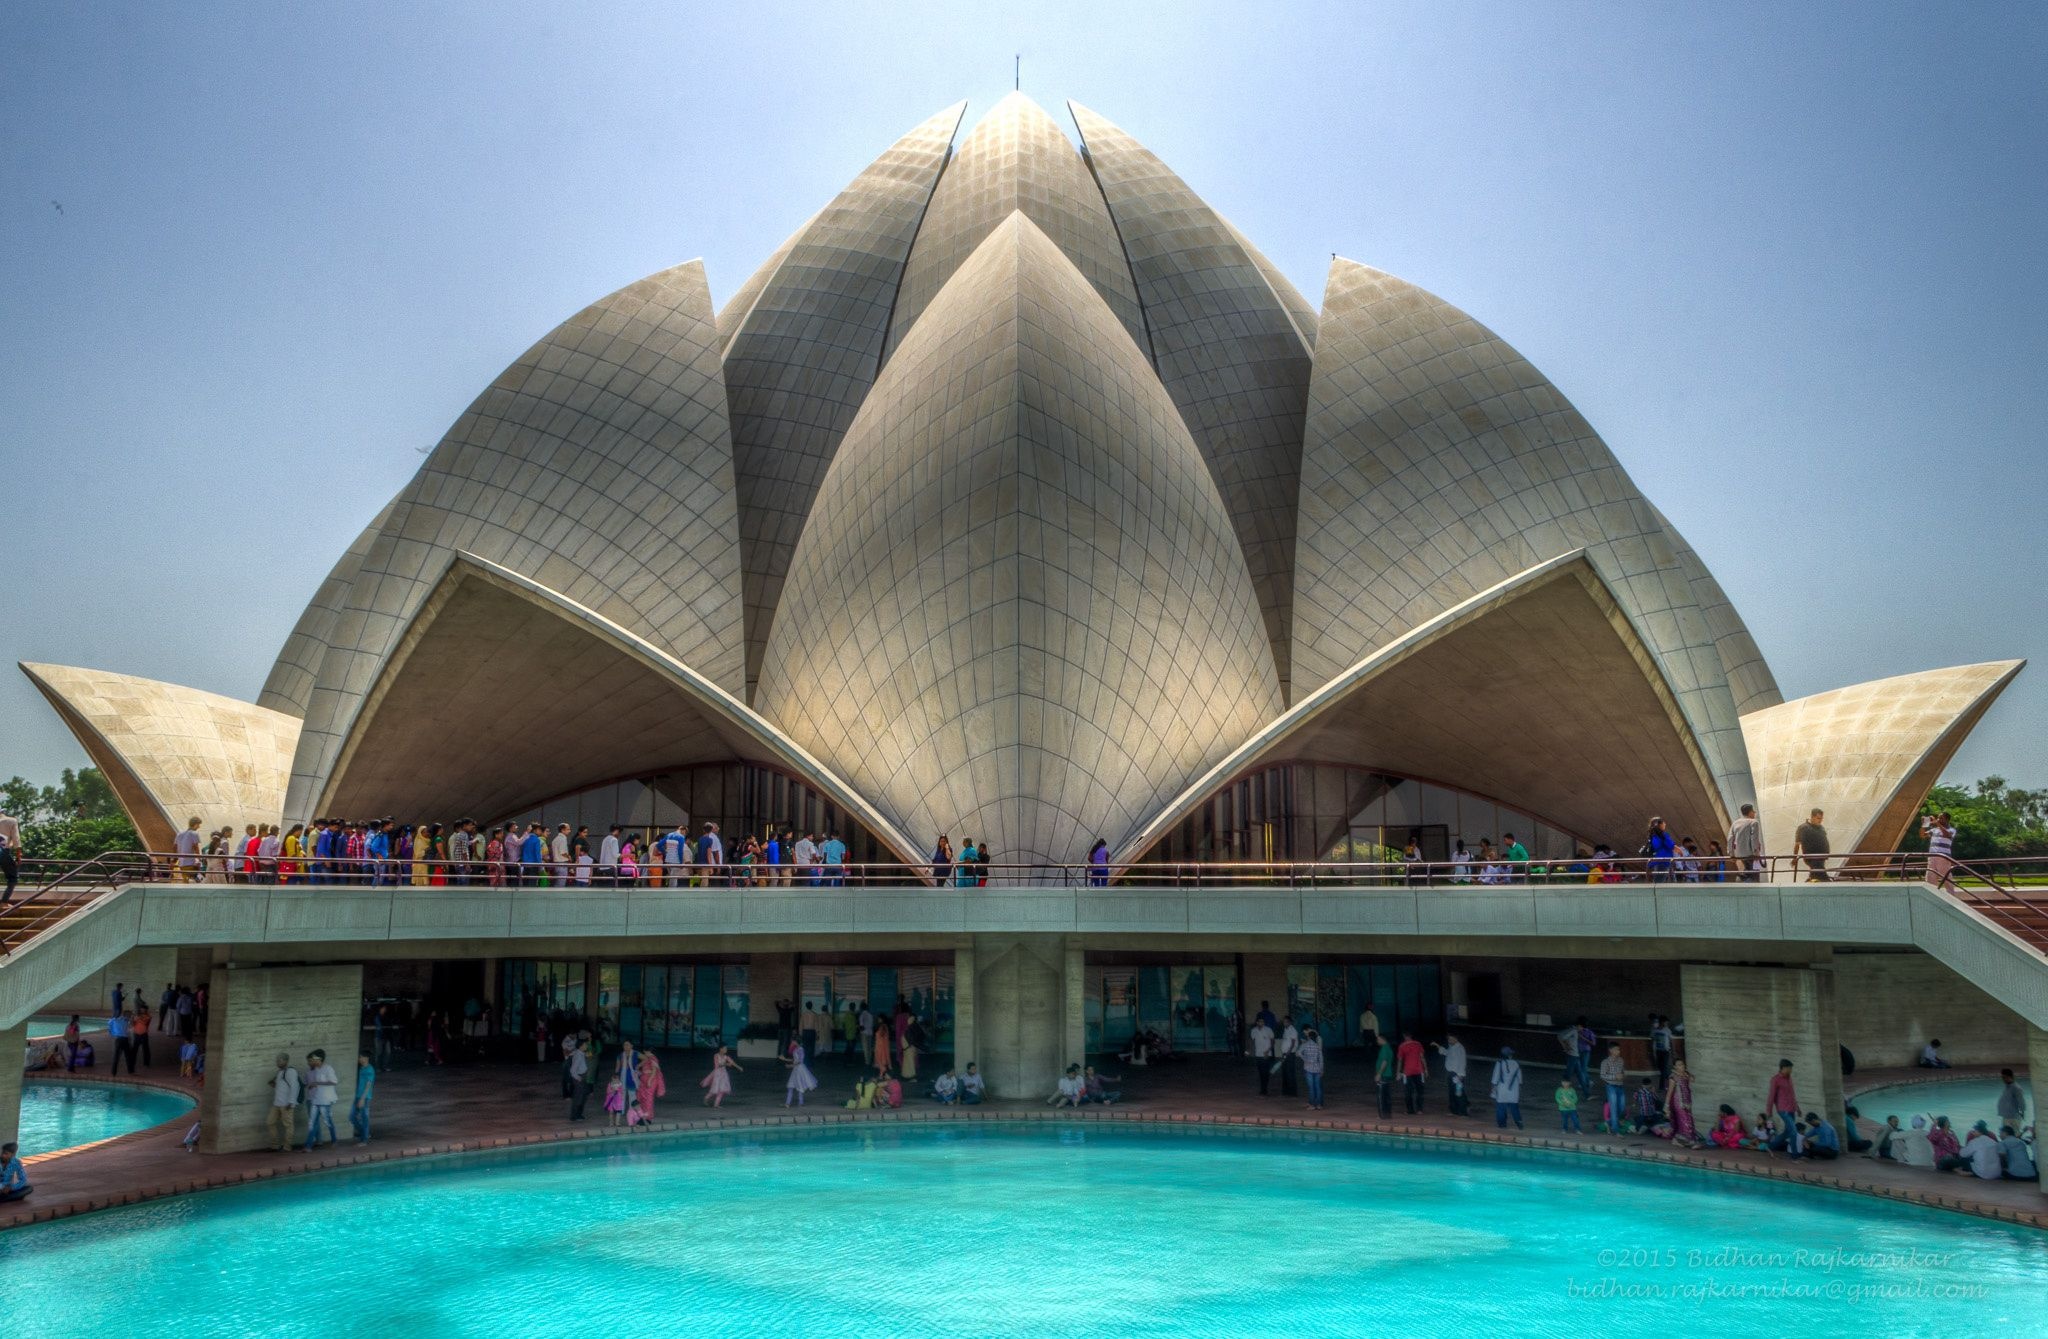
[411,825,431,886]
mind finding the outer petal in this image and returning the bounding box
[285,260,743,819]
[1741,660,2025,858]
[320,554,924,866]
[1117,554,1726,864]
[883,93,1147,363]
[1069,101,1316,697]
[721,103,965,694]
[756,213,1283,864]
[258,496,397,717]
[1293,259,1763,813]
[20,663,301,851]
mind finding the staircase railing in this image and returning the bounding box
[0,849,155,955]
[1938,859,2048,954]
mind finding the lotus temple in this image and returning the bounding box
[3,95,2045,1326]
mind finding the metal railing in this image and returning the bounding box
[1937,859,2048,951]
[0,849,157,954]
[15,849,2047,893]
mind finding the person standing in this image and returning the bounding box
[1490,1047,1525,1129]
[793,831,819,888]
[1358,1004,1380,1049]
[700,1046,742,1108]
[1556,1018,1585,1094]
[1598,1044,1629,1134]
[1431,1034,1470,1116]
[1299,1027,1327,1111]
[799,1001,819,1063]
[1727,803,1764,881]
[599,825,622,888]
[1249,1013,1275,1096]
[1793,809,1830,882]
[132,1006,153,1067]
[302,1050,340,1149]
[1397,1031,1427,1114]
[699,822,725,886]
[266,1053,302,1151]
[1087,838,1109,888]
[858,1001,876,1065]
[1643,818,1676,882]
[1555,1076,1582,1133]
[171,815,204,883]
[1502,831,1530,882]
[1997,1069,2028,1127]
[350,1052,376,1146]
[931,834,953,886]
[1921,811,1957,887]
[784,1040,819,1107]
[1765,1058,1802,1157]
[566,1037,593,1121]
[107,1010,136,1076]
[1650,1015,1675,1090]
[1276,1016,1301,1097]
[903,1014,926,1080]
[1664,1060,1700,1147]
[636,1047,665,1125]
[1373,1032,1396,1118]
[158,983,178,1031]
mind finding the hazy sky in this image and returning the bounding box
[3,2,2043,791]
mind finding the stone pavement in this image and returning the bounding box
[6,1048,2041,1234]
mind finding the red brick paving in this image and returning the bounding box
[8,1050,2042,1233]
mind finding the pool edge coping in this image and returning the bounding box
[17,1073,199,1167]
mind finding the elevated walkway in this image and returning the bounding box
[5,877,2046,1031]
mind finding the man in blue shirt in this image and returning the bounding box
[520,825,545,883]
[350,1052,376,1146]
[365,822,392,885]
[0,1142,30,1202]
[820,830,848,887]
[764,831,782,884]
[1802,1111,1842,1160]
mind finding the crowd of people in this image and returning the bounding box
[170,815,860,888]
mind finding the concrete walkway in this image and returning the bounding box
[6,1049,2041,1234]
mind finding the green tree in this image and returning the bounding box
[1,766,141,867]
[1905,776,2048,862]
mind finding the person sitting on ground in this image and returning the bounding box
[1628,1077,1661,1132]
[1707,1104,1747,1149]
[1918,1038,1950,1069]
[1843,1104,1873,1154]
[1998,1124,2038,1181]
[1082,1065,1121,1105]
[932,1069,960,1104]
[1801,1111,1841,1160]
[1928,1115,1964,1169]
[959,1062,985,1105]
[0,1143,29,1202]
[1049,1064,1085,1108]
[878,1071,903,1109]
[1891,1115,1937,1167]
[1956,1121,2005,1179]
[845,1074,878,1110]
[69,1038,95,1070]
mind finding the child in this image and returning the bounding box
[575,851,594,887]
[783,1041,818,1108]
[700,1046,742,1108]
[179,1038,199,1078]
[603,1075,627,1126]
[1555,1079,1581,1133]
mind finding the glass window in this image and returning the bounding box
[1204,966,1237,1051]
[720,966,749,1048]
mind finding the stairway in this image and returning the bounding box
[1949,888,2048,954]
[0,853,150,955]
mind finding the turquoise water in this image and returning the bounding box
[24,1015,86,1038]
[1,1123,2042,1337]
[17,1081,194,1156]
[1853,1077,2034,1132]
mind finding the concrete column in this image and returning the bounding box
[1063,938,1086,1064]
[972,934,1067,1100]
[481,957,500,1007]
[749,952,797,1019]
[951,942,976,1068]
[197,964,363,1154]
[2030,1025,2048,1200]
[1242,954,1289,1036]
[1680,963,1841,1129]
[39,945,178,1020]
[0,1020,23,1152]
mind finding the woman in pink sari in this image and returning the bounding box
[636,1048,665,1124]
[1662,1060,1700,1147]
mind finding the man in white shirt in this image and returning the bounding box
[173,816,204,882]
[1962,1124,2006,1180]
[1249,1016,1276,1096]
[599,826,622,887]
[1998,1125,2037,1180]
[662,825,688,887]
[257,825,282,883]
[302,1049,340,1149]
[1276,1018,1301,1097]
[546,825,569,884]
[566,1038,593,1121]
[1919,1039,1950,1069]
[793,832,820,887]
[267,1053,302,1151]
[1432,1033,1470,1115]
[1726,803,1764,882]
[959,1062,986,1104]
[1048,1064,1085,1107]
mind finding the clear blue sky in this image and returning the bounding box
[3,2,2043,789]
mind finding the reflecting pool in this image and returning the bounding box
[1853,1076,2034,1132]
[0,1123,2041,1337]
[16,1080,194,1156]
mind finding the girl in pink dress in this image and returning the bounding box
[784,1041,819,1107]
[699,1046,742,1107]
[636,1049,665,1125]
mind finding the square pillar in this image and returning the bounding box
[0,1020,23,1152]
[1242,954,1289,1040]
[1063,938,1086,1064]
[972,934,1067,1100]
[1680,963,1841,1130]
[197,964,363,1154]
[952,942,976,1069]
